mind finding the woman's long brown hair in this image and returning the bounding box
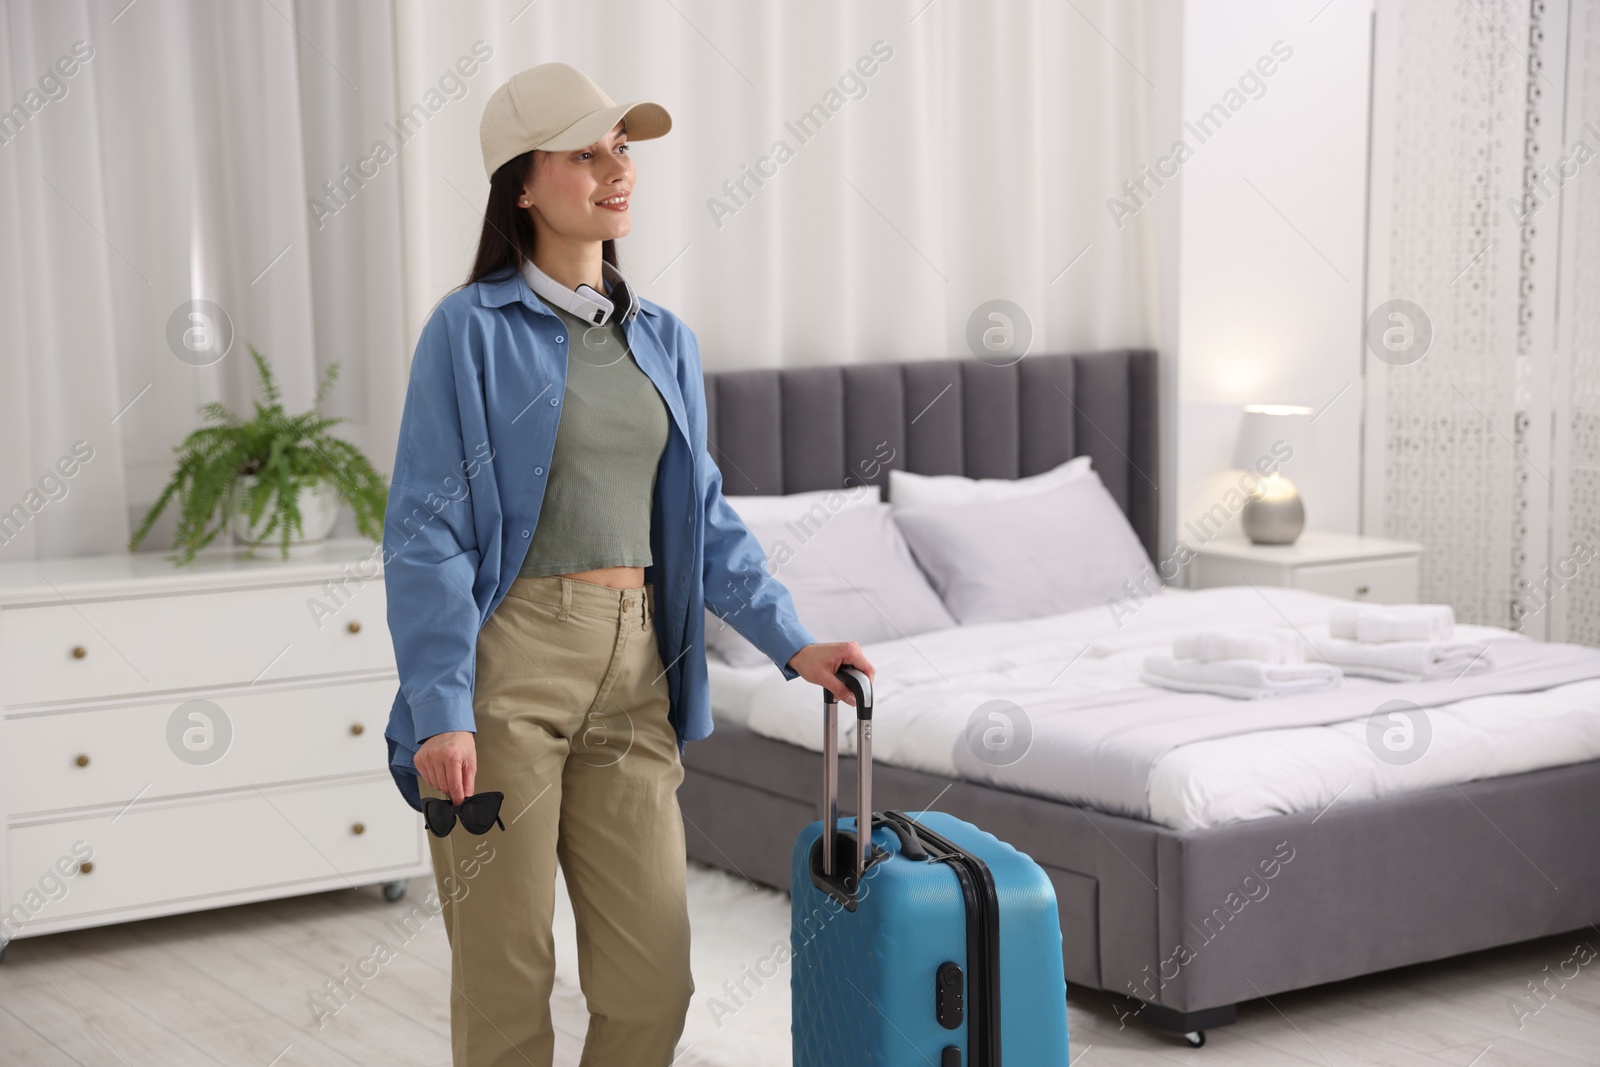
[460,150,618,289]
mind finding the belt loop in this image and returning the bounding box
[643,585,653,630]
[558,578,571,621]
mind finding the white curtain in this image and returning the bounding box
[393,0,1164,370]
[0,0,406,561]
[1550,0,1600,644]
[1,0,1163,563]
[1367,0,1600,638]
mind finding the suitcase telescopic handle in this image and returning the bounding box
[822,666,873,883]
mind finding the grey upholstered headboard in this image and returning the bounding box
[702,350,1160,562]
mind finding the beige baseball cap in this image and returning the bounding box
[480,62,672,179]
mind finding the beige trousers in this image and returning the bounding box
[419,574,694,1067]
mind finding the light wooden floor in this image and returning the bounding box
[2,863,1597,1066]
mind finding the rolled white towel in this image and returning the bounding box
[1140,654,1343,699]
[1329,603,1454,643]
[1172,627,1305,665]
[1301,623,1490,681]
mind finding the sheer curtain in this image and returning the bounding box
[1,0,1164,563]
[1366,0,1600,640]
[0,0,406,561]
[393,0,1165,371]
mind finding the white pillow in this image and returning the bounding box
[723,483,880,523]
[887,455,1092,507]
[706,499,957,668]
[891,472,1155,625]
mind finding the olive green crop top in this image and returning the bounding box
[517,291,671,577]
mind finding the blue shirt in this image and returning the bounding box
[381,265,817,813]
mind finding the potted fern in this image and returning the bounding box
[130,345,389,565]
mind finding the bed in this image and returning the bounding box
[678,350,1600,1042]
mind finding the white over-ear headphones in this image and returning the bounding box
[519,255,640,326]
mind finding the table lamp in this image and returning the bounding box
[1232,404,1316,544]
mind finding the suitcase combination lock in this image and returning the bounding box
[936,961,965,1029]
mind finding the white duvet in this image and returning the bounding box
[705,586,1600,830]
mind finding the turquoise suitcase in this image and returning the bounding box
[790,667,1072,1065]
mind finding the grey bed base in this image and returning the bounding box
[681,718,1600,1034]
[690,348,1600,1036]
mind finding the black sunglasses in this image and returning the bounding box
[423,790,507,838]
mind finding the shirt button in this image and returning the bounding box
[550,397,560,407]
[534,466,545,476]
[522,530,530,538]
[555,335,565,343]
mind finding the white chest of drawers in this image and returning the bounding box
[0,539,427,958]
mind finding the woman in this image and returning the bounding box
[380,62,876,1067]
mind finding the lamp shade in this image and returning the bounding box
[1232,404,1316,473]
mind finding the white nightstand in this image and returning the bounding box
[1187,531,1424,603]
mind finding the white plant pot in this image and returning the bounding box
[229,476,340,555]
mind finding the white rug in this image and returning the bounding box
[549,859,794,1066]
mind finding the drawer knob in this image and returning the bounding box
[347,621,362,634]
[71,645,87,659]
[350,723,365,736]
[75,754,90,768]
[79,861,93,874]
[1355,584,1371,596]
[352,822,366,836]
